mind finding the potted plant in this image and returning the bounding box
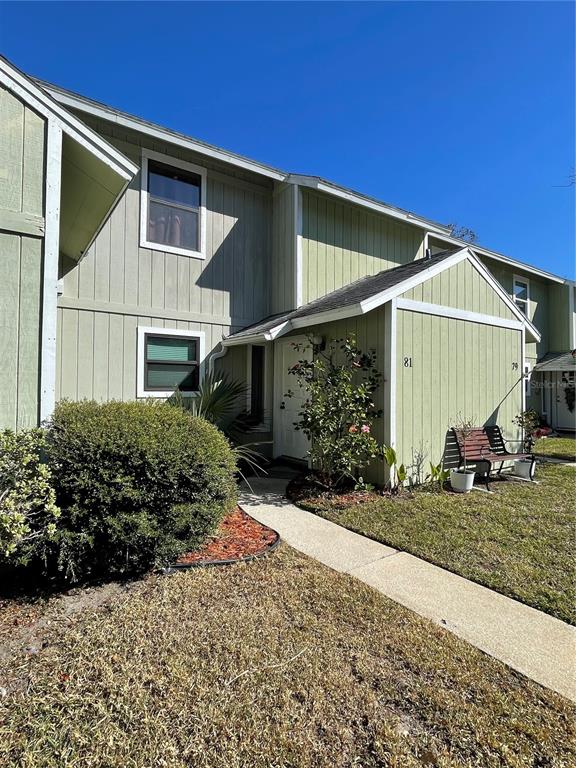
[450,416,476,493]
[512,409,541,480]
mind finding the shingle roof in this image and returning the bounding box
[227,251,457,341]
[533,351,576,372]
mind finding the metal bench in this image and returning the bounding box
[452,425,535,490]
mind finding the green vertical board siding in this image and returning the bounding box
[479,258,552,359]
[57,120,273,401]
[547,283,572,352]
[0,86,45,430]
[402,259,517,320]
[271,184,295,313]
[283,308,388,484]
[395,309,523,477]
[0,233,42,429]
[301,189,424,305]
[0,86,45,216]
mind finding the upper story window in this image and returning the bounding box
[140,149,206,259]
[513,276,530,316]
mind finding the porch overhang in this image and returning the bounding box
[533,351,576,372]
[222,248,542,346]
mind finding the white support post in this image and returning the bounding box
[40,121,62,424]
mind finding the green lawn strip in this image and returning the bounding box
[299,464,576,625]
[534,436,576,462]
[0,547,574,767]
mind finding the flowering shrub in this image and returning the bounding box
[285,335,382,488]
[0,429,60,566]
[513,409,540,452]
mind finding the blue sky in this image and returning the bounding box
[1,1,574,278]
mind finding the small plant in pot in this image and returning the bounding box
[450,415,476,493]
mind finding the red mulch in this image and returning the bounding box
[175,507,278,566]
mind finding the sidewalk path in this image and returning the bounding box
[239,476,576,702]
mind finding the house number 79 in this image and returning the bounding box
[403,357,412,368]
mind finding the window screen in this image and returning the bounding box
[144,335,199,392]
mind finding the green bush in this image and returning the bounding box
[0,429,60,567]
[47,400,237,580]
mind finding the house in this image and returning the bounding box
[1,56,574,483]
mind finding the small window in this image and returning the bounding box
[513,277,529,316]
[140,150,206,258]
[137,327,204,398]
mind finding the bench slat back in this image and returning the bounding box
[453,427,494,460]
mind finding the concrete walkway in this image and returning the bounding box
[239,476,576,702]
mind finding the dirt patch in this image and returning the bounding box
[0,580,139,697]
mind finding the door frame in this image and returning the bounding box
[273,335,310,459]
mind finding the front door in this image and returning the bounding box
[554,371,576,430]
[274,338,311,460]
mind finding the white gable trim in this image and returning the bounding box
[222,248,541,345]
[396,298,524,331]
[466,254,541,341]
[43,82,285,182]
[288,174,450,236]
[0,57,137,180]
[360,250,470,314]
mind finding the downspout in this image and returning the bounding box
[209,341,229,374]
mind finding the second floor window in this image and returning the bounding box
[140,150,206,258]
[513,277,529,316]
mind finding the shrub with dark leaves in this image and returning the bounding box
[47,400,237,580]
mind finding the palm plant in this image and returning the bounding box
[168,371,268,481]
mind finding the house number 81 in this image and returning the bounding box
[403,357,412,368]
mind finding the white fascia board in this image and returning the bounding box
[288,174,451,235]
[428,229,566,284]
[44,84,286,182]
[290,304,365,330]
[474,249,566,285]
[396,298,524,331]
[0,59,137,180]
[466,255,541,342]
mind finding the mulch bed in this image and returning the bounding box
[286,474,385,510]
[172,507,279,568]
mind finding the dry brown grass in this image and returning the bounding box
[0,547,574,767]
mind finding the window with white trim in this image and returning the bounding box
[137,326,204,398]
[513,276,529,316]
[140,150,206,258]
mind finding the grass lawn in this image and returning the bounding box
[534,435,576,462]
[293,463,576,625]
[0,547,574,768]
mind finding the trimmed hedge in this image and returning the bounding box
[47,400,237,580]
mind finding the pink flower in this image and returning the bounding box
[361,424,370,434]
[349,425,358,433]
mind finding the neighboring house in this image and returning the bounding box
[1,56,574,482]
